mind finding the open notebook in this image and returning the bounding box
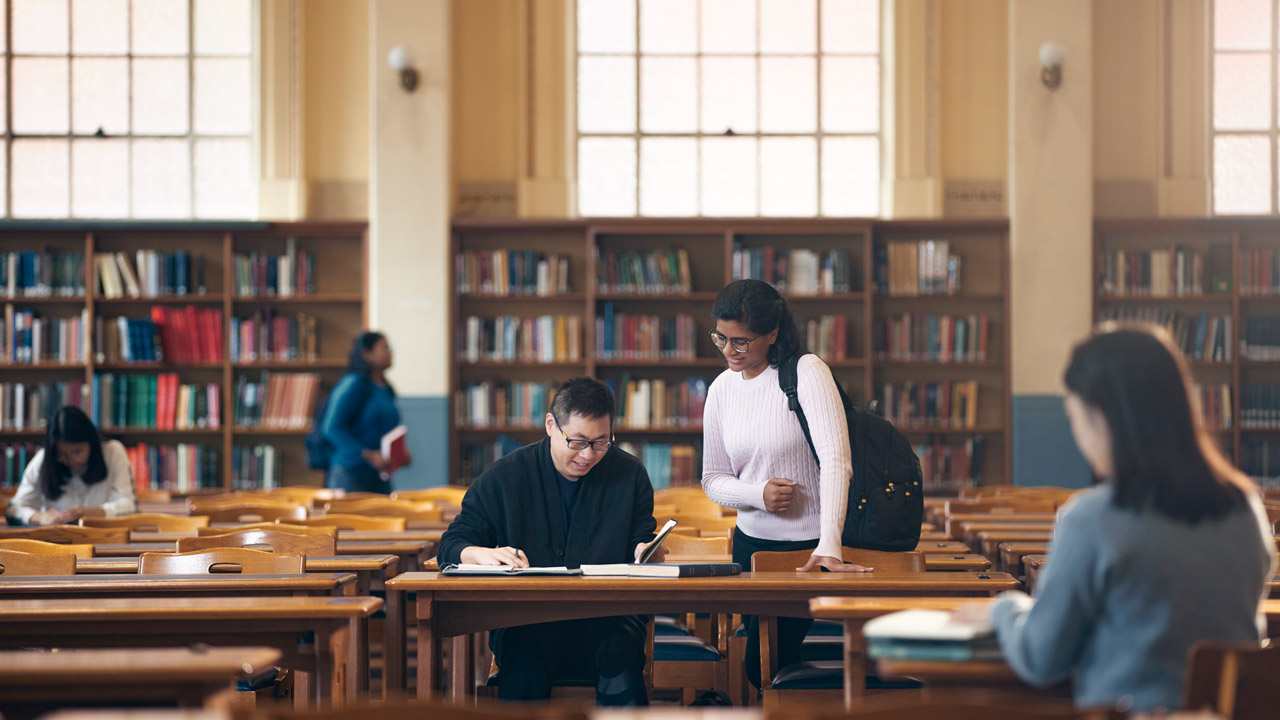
[440,564,582,576]
[863,608,1001,662]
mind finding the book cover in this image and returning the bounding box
[381,424,409,476]
[626,562,742,578]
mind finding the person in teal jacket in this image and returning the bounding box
[321,331,409,493]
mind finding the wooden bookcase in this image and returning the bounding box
[450,218,1011,493]
[0,220,367,491]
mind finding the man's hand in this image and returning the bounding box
[949,599,996,625]
[403,449,413,466]
[796,554,873,573]
[362,448,389,472]
[763,477,797,513]
[460,545,530,568]
[635,542,668,563]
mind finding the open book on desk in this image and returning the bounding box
[580,562,742,578]
[863,608,1001,662]
[441,564,582,576]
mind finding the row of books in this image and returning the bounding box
[2,306,89,364]
[458,434,527,483]
[232,372,321,429]
[233,240,315,297]
[609,376,709,430]
[1,442,39,486]
[0,381,87,431]
[90,374,221,431]
[457,315,584,364]
[873,313,991,363]
[229,309,319,363]
[456,381,559,429]
[95,250,208,298]
[874,240,961,296]
[1238,383,1280,428]
[455,249,572,297]
[1098,308,1231,362]
[615,441,700,489]
[1195,383,1233,430]
[125,443,219,492]
[732,245,856,296]
[96,317,161,363]
[231,444,284,490]
[596,249,692,295]
[1241,440,1280,486]
[801,314,854,363]
[148,306,224,364]
[1241,248,1280,295]
[1,250,85,297]
[915,435,985,492]
[877,380,980,429]
[1098,245,1231,297]
[1241,317,1280,361]
[596,305,697,361]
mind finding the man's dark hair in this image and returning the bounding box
[549,377,615,423]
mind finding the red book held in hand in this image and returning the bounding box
[380,425,409,478]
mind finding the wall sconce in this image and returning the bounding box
[388,45,419,93]
[1039,42,1066,90]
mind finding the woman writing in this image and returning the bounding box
[321,331,409,493]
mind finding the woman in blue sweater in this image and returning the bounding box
[972,323,1275,712]
[321,331,408,493]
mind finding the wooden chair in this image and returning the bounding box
[238,696,589,720]
[261,486,339,505]
[1183,639,1280,719]
[0,548,77,575]
[81,513,210,533]
[0,538,94,559]
[0,524,129,544]
[323,498,442,521]
[177,529,336,556]
[196,522,340,538]
[943,499,1058,515]
[670,514,736,535]
[391,486,468,505]
[190,502,308,524]
[135,488,173,502]
[786,689,1121,719]
[652,503,680,520]
[287,514,407,531]
[138,547,305,574]
[665,534,730,556]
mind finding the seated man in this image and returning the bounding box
[438,377,666,705]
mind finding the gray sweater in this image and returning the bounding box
[991,483,1275,712]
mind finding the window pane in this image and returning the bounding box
[194,58,251,134]
[640,56,696,133]
[72,139,128,217]
[13,58,69,134]
[1214,134,1270,214]
[579,137,637,216]
[132,139,190,217]
[0,59,7,134]
[194,138,251,218]
[701,57,756,134]
[640,137,697,216]
[701,137,758,216]
[761,57,817,132]
[132,0,188,56]
[133,58,189,134]
[73,0,128,54]
[761,0,816,53]
[194,0,250,55]
[0,143,8,217]
[761,137,817,217]
[702,0,756,54]
[14,0,69,54]
[0,0,8,53]
[1214,52,1270,130]
[72,58,128,135]
[640,0,696,54]
[822,0,878,53]
[578,0,636,54]
[12,139,70,218]
[1215,0,1270,50]
[823,56,879,132]
[822,136,879,216]
[578,56,636,133]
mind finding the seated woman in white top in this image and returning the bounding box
[8,405,136,526]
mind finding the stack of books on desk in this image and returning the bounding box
[863,608,1003,662]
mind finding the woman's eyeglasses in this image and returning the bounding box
[709,331,761,354]
[553,415,614,452]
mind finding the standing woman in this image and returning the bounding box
[321,331,408,494]
[701,279,867,688]
[8,405,136,526]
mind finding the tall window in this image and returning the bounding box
[3,0,254,220]
[576,0,881,217]
[1212,0,1278,214]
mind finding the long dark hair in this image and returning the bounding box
[40,405,108,501]
[712,279,804,367]
[1063,322,1253,523]
[346,331,396,396]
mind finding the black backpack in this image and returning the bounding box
[778,353,924,552]
[304,377,372,471]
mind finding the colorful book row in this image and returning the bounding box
[608,376,709,430]
[877,380,980,429]
[456,380,559,429]
[914,435,986,492]
[230,309,319,363]
[458,434,527,484]
[596,249,692,295]
[90,374,221,431]
[2,306,89,364]
[233,239,315,297]
[801,314,852,363]
[455,249,572,296]
[458,315,583,364]
[1238,383,1280,429]
[1098,245,1231,297]
[125,443,219,492]
[0,381,87,432]
[732,245,855,296]
[1,250,85,297]
[1241,317,1280,361]
[96,250,207,298]
[874,241,961,297]
[231,444,284,490]
[596,305,697,361]
[1241,440,1280,490]
[615,441,701,490]
[1195,383,1233,430]
[1,442,39,486]
[1241,248,1280,296]
[232,372,320,429]
[873,313,991,363]
[1098,308,1231,362]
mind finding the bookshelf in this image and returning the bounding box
[450,218,1011,493]
[0,221,368,492]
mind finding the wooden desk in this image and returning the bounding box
[917,531,953,542]
[94,540,432,574]
[1025,554,1048,594]
[0,596,382,705]
[385,570,1019,697]
[0,573,357,598]
[914,540,972,554]
[135,530,443,544]
[944,513,1056,539]
[961,523,1054,550]
[999,542,1049,576]
[977,531,1053,559]
[0,646,280,719]
[76,555,399,595]
[924,554,992,572]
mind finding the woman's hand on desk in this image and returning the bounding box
[797,554,873,573]
[635,542,668,563]
[461,545,530,568]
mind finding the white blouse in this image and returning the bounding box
[9,439,137,524]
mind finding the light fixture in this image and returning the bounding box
[387,45,419,93]
[1039,42,1066,90]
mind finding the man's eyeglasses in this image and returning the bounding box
[553,415,614,452]
[709,331,761,354]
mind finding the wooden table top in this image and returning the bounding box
[75,554,398,574]
[92,540,432,557]
[0,646,281,685]
[0,573,357,594]
[924,554,992,571]
[135,530,444,543]
[915,540,972,554]
[0,595,383,621]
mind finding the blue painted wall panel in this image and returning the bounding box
[388,395,450,489]
[1012,395,1093,489]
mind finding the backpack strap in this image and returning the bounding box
[778,353,821,467]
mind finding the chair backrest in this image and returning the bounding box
[323,498,442,520]
[664,534,730,556]
[288,514,407,531]
[191,503,308,524]
[138,547,305,574]
[196,522,339,538]
[0,524,129,544]
[135,488,173,502]
[237,697,590,720]
[0,548,78,576]
[0,538,94,559]
[177,529,336,556]
[779,689,1117,720]
[391,486,468,505]
[751,547,927,572]
[944,499,1058,516]
[1183,640,1280,719]
[261,486,338,503]
[669,514,736,533]
[81,513,210,533]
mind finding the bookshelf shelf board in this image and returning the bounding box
[94,295,225,305]
[460,293,587,302]
[594,358,726,367]
[100,428,224,436]
[824,359,868,367]
[1240,427,1280,434]
[876,293,1004,303]
[459,425,545,434]
[0,429,45,437]
[233,360,348,370]
[1097,294,1232,303]
[612,426,706,435]
[0,363,87,370]
[460,361,587,369]
[1187,360,1233,368]
[232,293,363,304]
[1239,360,1280,367]
[231,427,312,435]
[875,360,1001,368]
[595,292,720,302]
[94,362,224,371]
[897,425,1005,435]
[778,292,868,302]
[0,295,86,304]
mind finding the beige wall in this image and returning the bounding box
[302,0,371,218]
